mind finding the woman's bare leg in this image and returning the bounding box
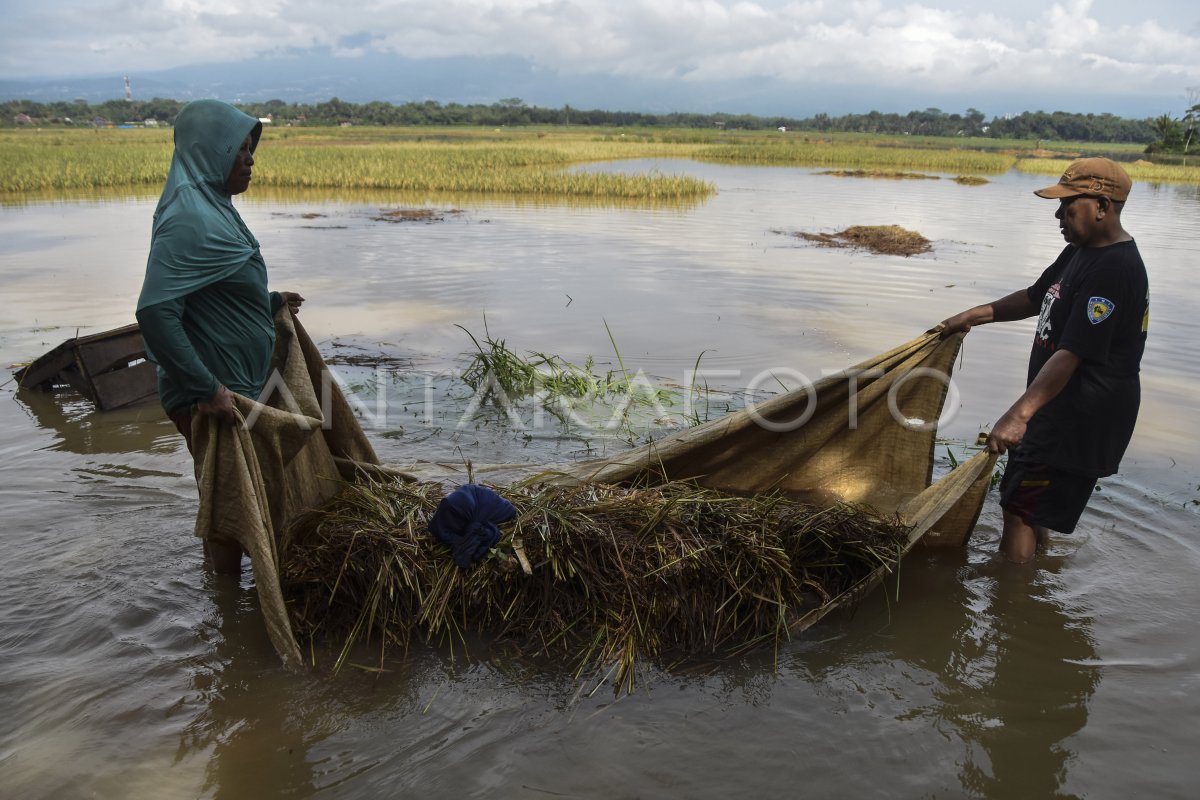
[204,539,244,575]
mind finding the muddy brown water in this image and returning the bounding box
[1,163,1198,798]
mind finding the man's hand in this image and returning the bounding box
[279,291,305,315]
[938,310,977,339]
[987,408,1027,454]
[196,384,239,424]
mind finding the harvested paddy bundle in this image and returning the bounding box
[197,309,996,679]
[282,476,910,692]
[794,225,932,256]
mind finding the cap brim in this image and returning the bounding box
[1033,183,1080,199]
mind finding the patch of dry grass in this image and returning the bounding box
[793,225,932,257]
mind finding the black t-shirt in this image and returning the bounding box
[1020,240,1148,476]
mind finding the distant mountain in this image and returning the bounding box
[0,51,1167,119]
[0,52,855,113]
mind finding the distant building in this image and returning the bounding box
[258,117,273,124]
[14,113,33,125]
[144,119,159,127]
[778,126,787,133]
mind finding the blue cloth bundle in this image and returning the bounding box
[428,484,517,568]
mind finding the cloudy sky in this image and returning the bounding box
[3,0,1199,115]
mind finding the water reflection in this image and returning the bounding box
[3,161,1198,798]
[891,550,1099,799]
[957,564,1097,799]
[250,185,709,212]
[14,386,178,456]
[184,579,319,799]
[0,186,159,207]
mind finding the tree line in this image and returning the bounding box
[0,95,1173,145]
[1145,89,1199,154]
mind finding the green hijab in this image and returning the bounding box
[137,99,264,310]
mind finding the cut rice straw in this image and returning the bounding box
[282,475,910,694]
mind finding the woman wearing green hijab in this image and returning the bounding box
[136,99,303,573]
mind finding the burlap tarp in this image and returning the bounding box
[189,312,995,669]
[190,311,380,670]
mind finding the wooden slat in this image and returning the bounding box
[15,341,78,389]
[89,360,159,409]
[59,364,95,399]
[76,330,147,376]
[74,322,141,345]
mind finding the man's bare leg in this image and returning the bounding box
[999,509,1039,563]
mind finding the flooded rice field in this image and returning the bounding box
[1,162,1198,798]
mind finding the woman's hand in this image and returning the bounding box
[196,384,239,424]
[279,291,305,314]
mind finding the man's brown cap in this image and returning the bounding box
[1034,157,1132,202]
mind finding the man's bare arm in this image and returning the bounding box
[987,348,1082,454]
[940,289,1039,337]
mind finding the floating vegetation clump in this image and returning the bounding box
[820,169,939,180]
[953,175,990,186]
[281,477,910,693]
[372,207,464,223]
[793,225,932,257]
[457,322,671,406]
[452,321,690,443]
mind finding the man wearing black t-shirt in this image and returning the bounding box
[940,157,1149,563]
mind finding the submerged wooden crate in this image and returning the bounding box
[14,323,158,410]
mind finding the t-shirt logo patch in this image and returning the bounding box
[1088,297,1115,325]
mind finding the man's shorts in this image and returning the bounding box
[997,458,1099,534]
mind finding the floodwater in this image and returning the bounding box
[1,161,1198,799]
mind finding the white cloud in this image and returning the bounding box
[3,0,1198,100]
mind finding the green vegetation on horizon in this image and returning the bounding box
[3,125,1199,198]
[1145,98,1200,156]
[1,96,1174,146]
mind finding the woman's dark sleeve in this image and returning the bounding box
[136,297,220,404]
